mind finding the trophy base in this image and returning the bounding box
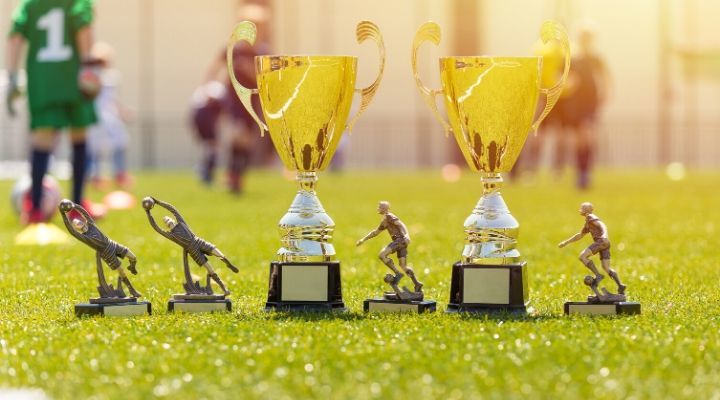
[75,300,151,317]
[364,298,436,313]
[446,261,529,314]
[168,298,232,313]
[564,301,641,316]
[265,261,346,312]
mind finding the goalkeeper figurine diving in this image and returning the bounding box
[143,196,238,296]
[60,199,141,299]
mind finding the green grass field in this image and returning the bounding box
[1,169,719,399]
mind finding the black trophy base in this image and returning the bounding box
[446,261,529,315]
[564,301,641,316]
[364,298,436,313]
[168,297,232,313]
[265,261,346,312]
[75,300,151,317]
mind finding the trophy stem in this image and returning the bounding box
[481,172,503,195]
[461,172,522,265]
[297,171,318,192]
[276,171,336,262]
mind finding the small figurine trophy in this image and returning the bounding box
[143,197,238,313]
[357,201,436,313]
[559,202,640,315]
[60,200,151,317]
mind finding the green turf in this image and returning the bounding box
[1,169,719,399]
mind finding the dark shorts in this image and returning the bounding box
[587,239,611,260]
[102,242,128,270]
[387,238,409,258]
[188,240,216,266]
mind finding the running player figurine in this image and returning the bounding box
[559,202,627,302]
[143,197,238,296]
[60,199,141,299]
[357,201,424,301]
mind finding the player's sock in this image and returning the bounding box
[30,149,51,211]
[72,142,87,204]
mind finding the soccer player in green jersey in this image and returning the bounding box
[5,0,99,224]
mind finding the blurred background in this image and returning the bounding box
[1,0,719,174]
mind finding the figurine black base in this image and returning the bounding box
[564,301,641,316]
[75,301,151,317]
[364,298,436,313]
[446,261,529,314]
[265,261,346,312]
[168,296,232,313]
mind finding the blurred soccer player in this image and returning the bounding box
[203,3,272,194]
[563,23,610,189]
[5,0,102,224]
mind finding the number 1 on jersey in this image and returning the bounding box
[37,8,72,62]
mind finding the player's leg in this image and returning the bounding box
[200,139,217,185]
[26,128,58,222]
[203,261,230,295]
[68,128,88,205]
[210,247,239,272]
[228,136,249,194]
[579,247,603,287]
[599,248,625,294]
[379,244,403,283]
[85,125,102,188]
[576,120,595,190]
[116,265,141,297]
[107,117,132,187]
[69,99,97,204]
[397,246,423,292]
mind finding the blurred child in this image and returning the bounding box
[86,42,134,190]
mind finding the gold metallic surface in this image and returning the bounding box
[413,20,569,172]
[227,20,385,262]
[226,21,267,136]
[440,56,540,173]
[257,55,356,171]
[346,21,386,134]
[412,21,570,264]
[411,22,451,135]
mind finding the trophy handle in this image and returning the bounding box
[227,21,268,136]
[346,20,386,134]
[531,20,571,132]
[412,21,452,136]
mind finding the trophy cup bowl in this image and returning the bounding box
[412,21,570,313]
[228,20,385,310]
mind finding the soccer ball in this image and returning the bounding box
[78,66,101,99]
[10,175,62,221]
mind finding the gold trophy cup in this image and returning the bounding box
[412,21,570,313]
[227,21,385,311]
